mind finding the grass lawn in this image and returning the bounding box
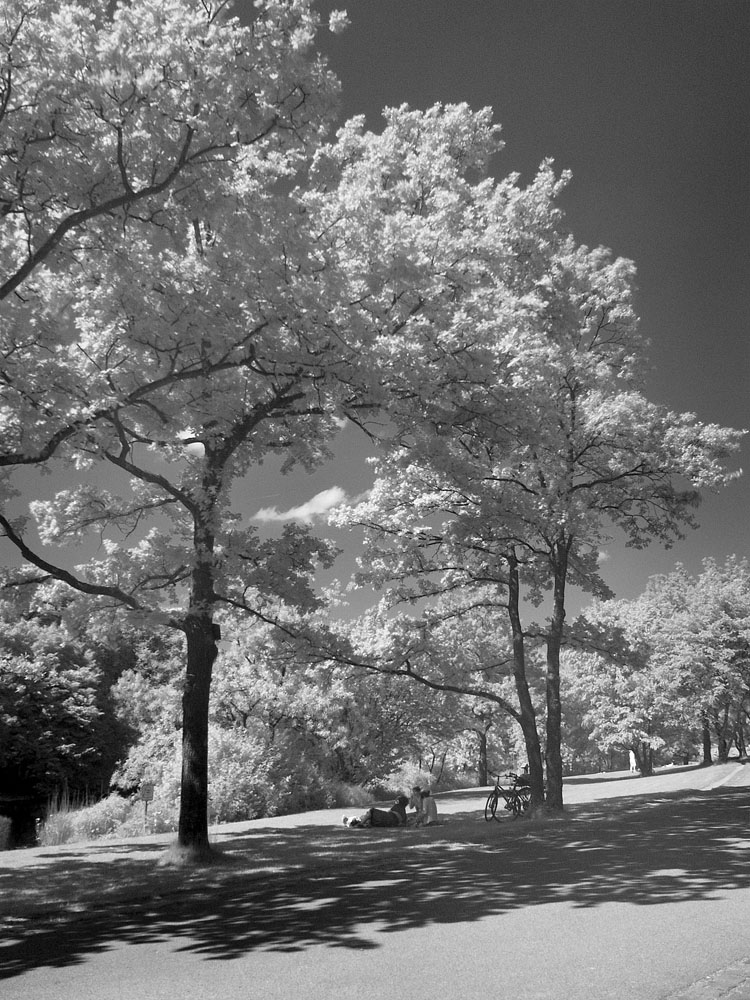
[1,759,748,931]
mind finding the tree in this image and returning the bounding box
[671,558,750,761]
[211,616,461,789]
[456,696,523,787]
[557,650,616,774]
[0,601,107,799]
[577,558,750,770]
[326,103,744,813]
[0,0,352,860]
[561,644,685,777]
[110,631,184,743]
[109,611,460,816]
[344,589,541,794]
[0,579,141,842]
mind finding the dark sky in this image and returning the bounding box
[286,0,749,604]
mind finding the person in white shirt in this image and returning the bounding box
[410,786,438,825]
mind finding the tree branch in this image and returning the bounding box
[0,512,142,611]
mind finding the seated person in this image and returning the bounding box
[420,789,438,825]
[409,785,438,826]
[409,785,425,823]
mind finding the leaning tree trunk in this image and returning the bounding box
[507,552,545,808]
[544,538,570,814]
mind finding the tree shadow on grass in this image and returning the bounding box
[2,786,750,977]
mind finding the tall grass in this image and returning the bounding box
[37,789,80,846]
[38,791,138,846]
[34,776,392,847]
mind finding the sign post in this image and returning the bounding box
[139,782,155,833]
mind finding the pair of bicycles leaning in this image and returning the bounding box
[484,772,533,820]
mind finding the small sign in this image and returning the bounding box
[140,782,155,803]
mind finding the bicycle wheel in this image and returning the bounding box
[510,792,524,817]
[484,790,499,822]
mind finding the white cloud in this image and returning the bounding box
[254,486,348,524]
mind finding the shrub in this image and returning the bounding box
[117,796,178,836]
[207,727,276,823]
[372,762,438,800]
[322,780,372,809]
[37,792,134,845]
[110,729,180,794]
[72,794,134,840]
[112,722,452,831]
[272,759,332,815]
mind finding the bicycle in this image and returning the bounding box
[484,772,532,821]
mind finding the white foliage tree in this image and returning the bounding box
[325,103,744,812]
[0,0,353,860]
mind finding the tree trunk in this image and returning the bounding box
[435,749,447,784]
[506,552,545,807]
[714,704,731,762]
[176,617,218,857]
[734,721,746,758]
[544,539,569,813]
[636,742,654,776]
[168,488,220,864]
[702,714,712,764]
[477,727,489,786]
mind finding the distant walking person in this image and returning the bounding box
[629,750,638,773]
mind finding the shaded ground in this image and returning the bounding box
[1,761,749,987]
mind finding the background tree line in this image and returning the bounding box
[2,554,749,845]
